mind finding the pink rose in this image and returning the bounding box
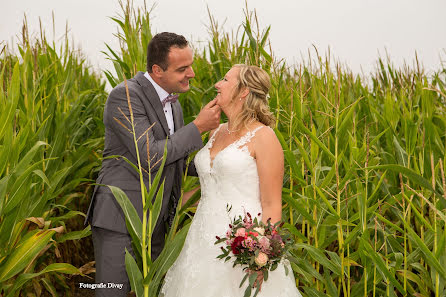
[235,228,246,237]
[258,236,270,251]
[255,252,269,267]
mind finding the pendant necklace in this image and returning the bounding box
[226,123,239,134]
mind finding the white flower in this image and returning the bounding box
[253,227,265,236]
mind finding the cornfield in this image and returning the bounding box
[1,1,445,296]
[0,21,106,295]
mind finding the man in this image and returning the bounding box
[85,32,220,297]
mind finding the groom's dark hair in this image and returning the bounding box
[147,32,189,72]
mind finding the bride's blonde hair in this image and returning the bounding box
[230,64,275,130]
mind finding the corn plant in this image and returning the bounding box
[0,20,106,296]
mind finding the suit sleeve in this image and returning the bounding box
[104,84,203,172]
[184,157,198,177]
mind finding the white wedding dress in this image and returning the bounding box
[160,125,301,297]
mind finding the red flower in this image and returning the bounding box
[231,236,245,255]
[248,231,259,237]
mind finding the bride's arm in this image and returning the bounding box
[254,127,284,224]
[181,186,200,207]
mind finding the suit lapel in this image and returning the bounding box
[135,72,170,136]
[171,101,183,132]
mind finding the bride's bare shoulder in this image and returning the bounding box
[253,124,276,140]
[252,125,282,155]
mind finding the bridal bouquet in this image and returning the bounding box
[214,209,294,297]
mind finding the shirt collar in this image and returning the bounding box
[144,72,170,102]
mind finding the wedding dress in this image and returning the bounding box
[160,124,301,297]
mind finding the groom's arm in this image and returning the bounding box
[105,84,203,172]
[184,158,198,176]
[183,125,220,176]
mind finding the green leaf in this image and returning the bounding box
[107,185,142,246]
[303,286,331,297]
[50,210,86,223]
[323,270,338,297]
[149,180,165,235]
[338,96,362,137]
[293,136,313,175]
[40,277,58,297]
[282,223,307,241]
[11,141,47,177]
[125,248,143,297]
[57,226,91,243]
[0,62,20,140]
[146,224,191,297]
[6,263,80,296]
[296,119,335,160]
[0,229,56,282]
[360,236,406,295]
[282,194,316,225]
[295,243,341,276]
[399,214,446,279]
[367,164,444,206]
[145,141,168,212]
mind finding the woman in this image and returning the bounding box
[161,65,301,296]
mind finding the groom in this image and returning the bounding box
[85,32,220,296]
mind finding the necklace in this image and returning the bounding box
[225,123,240,134]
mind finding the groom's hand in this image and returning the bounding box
[193,99,221,134]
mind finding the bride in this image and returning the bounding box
[160,64,301,297]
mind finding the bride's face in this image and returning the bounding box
[214,67,241,111]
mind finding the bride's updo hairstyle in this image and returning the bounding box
[231,64,275,130]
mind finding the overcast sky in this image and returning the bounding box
[1,0,445,77]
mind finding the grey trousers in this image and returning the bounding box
[91,223,166,297]
[92,227,134,297]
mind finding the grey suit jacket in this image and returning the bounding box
[85,71,203,234]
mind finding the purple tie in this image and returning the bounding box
[162,94,179,107]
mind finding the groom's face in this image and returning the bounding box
[157,46,195,94]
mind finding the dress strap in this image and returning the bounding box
[208,124,223,148]
[234,125,267,148]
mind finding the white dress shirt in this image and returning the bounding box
[144,72,175,135]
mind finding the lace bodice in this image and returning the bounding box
[193,124,265,225]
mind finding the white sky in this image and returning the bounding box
[1,0,445,77]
